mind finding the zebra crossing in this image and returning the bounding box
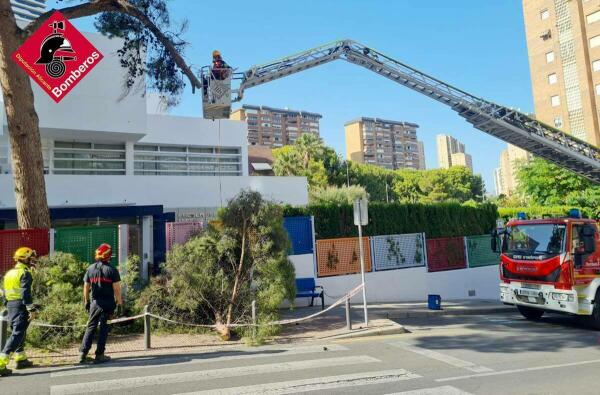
[43,341,471,395]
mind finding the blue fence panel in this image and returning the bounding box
[371,233,426,271]
[283,216,313,255]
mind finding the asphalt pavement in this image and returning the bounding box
[4,309,600,394]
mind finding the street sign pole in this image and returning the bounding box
[354,198,369,327]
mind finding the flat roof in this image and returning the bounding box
[344,117,419,128]
[241,105,322,119]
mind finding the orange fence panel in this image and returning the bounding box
[316,237,372,277]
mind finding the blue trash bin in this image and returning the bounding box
[428,294,441,310]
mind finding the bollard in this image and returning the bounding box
[345,298,352,331]
[0,309,7,350]
[143,305,151,350]
[251,300,257,339]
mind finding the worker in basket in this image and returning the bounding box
[79,243,123,364]
[0,247,39,376]
[211,49,231,80]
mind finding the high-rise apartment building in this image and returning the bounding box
[417,140,426,170]
[523,0,600,145]
[10,0,46,21]
[436,134,472,171]
[230,105,321,148]
[344,117,425,170]
[497,144,532,196]
[494,167,505,196]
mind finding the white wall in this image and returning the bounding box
[313,265,500,304]
[0,174,309,209]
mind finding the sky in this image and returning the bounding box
[47,0,533,192]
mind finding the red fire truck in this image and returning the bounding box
[494,210,600,327]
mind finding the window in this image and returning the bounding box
[134,144,242,176]
[594,60,600,71]
[591,35,600,48]
[53,141,126,175]
[546,51,555,63]
[554,117,563,128]
[588,11,600,24]
[548,73,558,84]
[540,9,550,20]
[551,95,561,107]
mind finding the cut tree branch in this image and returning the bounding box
[22,0,202,90]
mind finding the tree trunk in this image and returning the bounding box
[0,4,51,229]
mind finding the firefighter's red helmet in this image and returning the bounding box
[95,243,112,262]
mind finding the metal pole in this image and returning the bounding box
[346,160,350,187]
[0,309,8,351]
[143,305,151,350]
[251,300,257,339]
[357,223,368,326]
[345,297,352,330]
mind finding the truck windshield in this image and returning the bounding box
[506,224,566,256]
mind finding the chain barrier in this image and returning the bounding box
[1,283,365,360]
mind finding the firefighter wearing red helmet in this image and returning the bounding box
[78,243,123,364]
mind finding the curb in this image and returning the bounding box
[381,306,515,319]
[323,322,407,340]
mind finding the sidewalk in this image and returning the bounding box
[365,299,515,319]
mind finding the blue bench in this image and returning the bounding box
[295,278,324,309]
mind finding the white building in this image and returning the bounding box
[10,0,46,21]
[0,32,308,219]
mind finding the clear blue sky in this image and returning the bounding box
[47,0,533,192]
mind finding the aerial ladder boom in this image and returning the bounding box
[201,39,600,183]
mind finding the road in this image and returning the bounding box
[4,309,600,394]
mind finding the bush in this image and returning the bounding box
[284,202,498,239]
[310,185,368,205]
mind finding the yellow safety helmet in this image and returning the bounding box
[212,50,221,57]
[14,247,37,263]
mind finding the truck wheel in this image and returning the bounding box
[586,294,600,330]
[517,305,544,320]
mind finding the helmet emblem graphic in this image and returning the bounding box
[35,21,77,78]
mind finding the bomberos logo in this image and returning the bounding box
[12,11,103,103]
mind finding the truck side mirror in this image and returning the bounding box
[490,230,498,252]
[582,225,596,254]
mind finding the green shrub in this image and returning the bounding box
[284,202,498,239]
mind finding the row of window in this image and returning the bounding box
[540,7,600,24]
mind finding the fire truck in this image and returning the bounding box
[494,209,600,327]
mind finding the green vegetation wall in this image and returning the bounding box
[284,202,498,239]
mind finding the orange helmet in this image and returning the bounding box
[95,243,112,262]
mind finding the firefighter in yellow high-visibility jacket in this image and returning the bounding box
[0,247,38,376]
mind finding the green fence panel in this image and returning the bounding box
[466,235,499,268]
[54,225,119,267]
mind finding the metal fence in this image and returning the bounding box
[466,235,499,268]
[426,237,467,272]
[166,221,204,251]
[370,233,426,271]
[316,237,372,277]
[283,216,313,255]
[0,229,50,277]
[54,225,119,267]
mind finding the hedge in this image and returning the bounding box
[498,206,591,222]
[284,202,498,239]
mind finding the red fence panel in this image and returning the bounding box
[426,237,467,272]
[0,229,50,277]
[166,221,204,251]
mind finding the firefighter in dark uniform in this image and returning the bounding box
[0,247,38,376]
[79,243,122,364]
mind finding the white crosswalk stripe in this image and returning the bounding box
[385,385,474,395]
[173,369,421,395]
[49,355,380,395]
[391,342,493,373]
[51,343,349,378]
